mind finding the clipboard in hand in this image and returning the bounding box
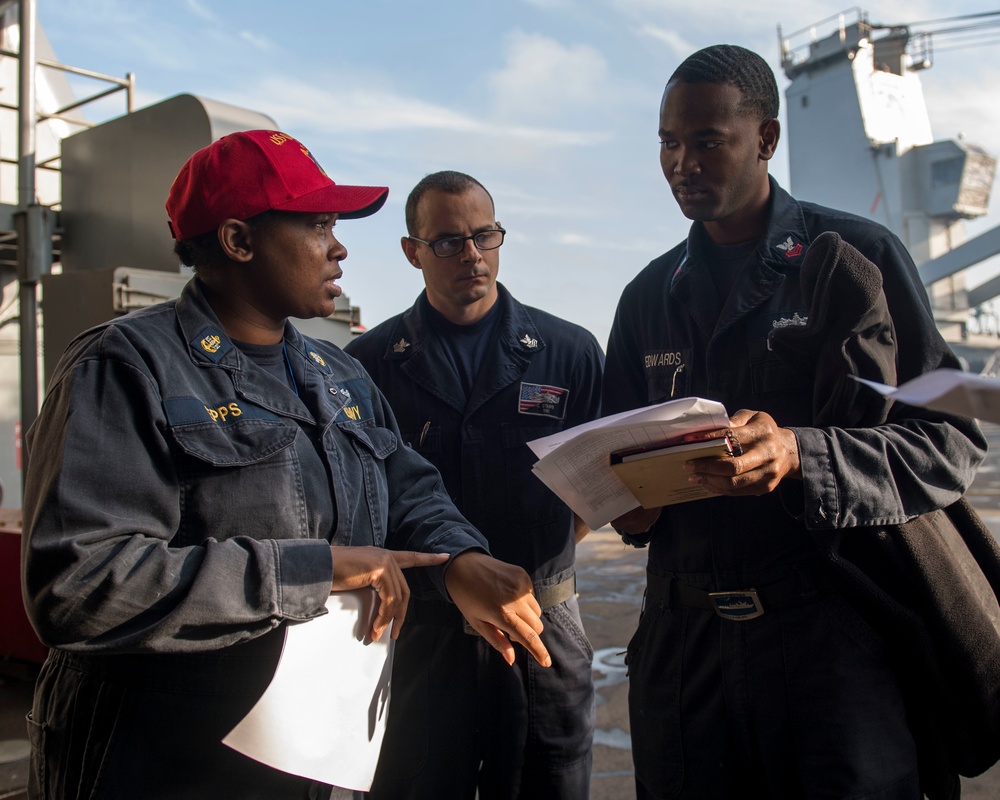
[609,436,733,508]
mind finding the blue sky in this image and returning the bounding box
[36,0,1000,347]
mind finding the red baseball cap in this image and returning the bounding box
[165,129,389,240]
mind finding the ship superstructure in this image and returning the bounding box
[780,8,1000,348]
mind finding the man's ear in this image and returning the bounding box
[219,219,254,262]
[401,236,422,269]
[759,118,780,162]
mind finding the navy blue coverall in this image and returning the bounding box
[346,283,604,799]
[602,178,986,800]
[21,277,489,800]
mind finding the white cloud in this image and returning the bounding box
[247,80,481,133]
[185,0,217,23]
[238,30,274,52]
[489,31,608,120]
[521,0,575,8]
[503,124,611,146]
[228,76,610,148]
[636,24,696,59]
[554,231,666,252]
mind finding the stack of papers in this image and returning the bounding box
[529,396,730,529]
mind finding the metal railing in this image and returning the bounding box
[7,0,135,488]
[0,41,134,176]
[778,8,870,72]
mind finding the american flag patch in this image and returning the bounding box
[518,382,569,419]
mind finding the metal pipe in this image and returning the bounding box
[18,0,34,208]
[34,111,94,128]
[37,55,131,85]
[50,83,124,116]
[17,0,39,492]
[0,155,60,170]
[0,45,132,87]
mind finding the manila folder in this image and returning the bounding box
[610,437,732,508]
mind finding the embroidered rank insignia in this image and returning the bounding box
[519,334,538,349]
[518,382,568,419]
[392,338,410,354]
[189,326,233,363]
[200,334,221,354]
[771,312,809,329]
[774,235,804,259]
[309,350,327,367]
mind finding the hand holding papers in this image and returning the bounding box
[223,590,392,792]
[854,369,1000,424]
[528,397,731,529]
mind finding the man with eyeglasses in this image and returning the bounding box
[345,170,603,799]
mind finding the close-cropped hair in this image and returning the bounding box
[172,209,282,272]
[669,44,779,122]
[404,170,495,236]
[173,228,219,271]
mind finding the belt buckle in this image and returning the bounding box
[708,589,764,621]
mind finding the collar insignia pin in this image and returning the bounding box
[775,235,804,258]
[772,312,809,329]
[392,338,410,354]
[308,350,326,367]
[200,334,221,354]
[520,334,538,349]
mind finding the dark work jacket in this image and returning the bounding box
[22,277,491,799]
[771,232,1000,798]
[346,284,604,585]
[602,178,986,586]
[22,277,487,658]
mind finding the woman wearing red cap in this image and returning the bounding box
[20,130,550,799]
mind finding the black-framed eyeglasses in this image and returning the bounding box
[408,227,506,258]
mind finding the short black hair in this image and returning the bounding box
[172,209,282,272]
[173,228,220,270]
[669,44,779,122]
[404,170,495,236]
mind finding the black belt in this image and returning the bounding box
[645,569,824,622]
[408,574,577,635]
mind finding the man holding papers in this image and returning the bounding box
[602,45,987,799]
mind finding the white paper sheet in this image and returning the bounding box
[854,369,1000,424]
[223,590,393,792]
[529,396,730,529]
